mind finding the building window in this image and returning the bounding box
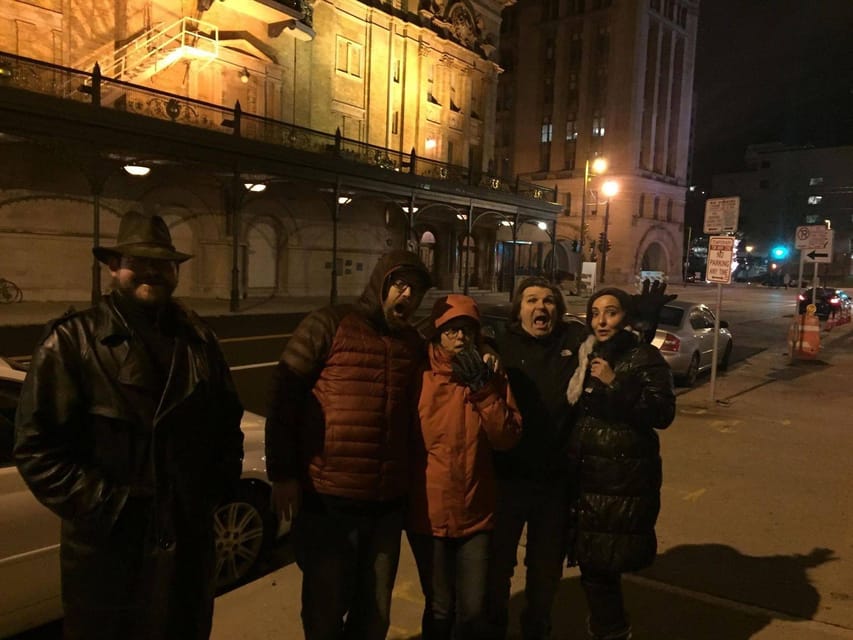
[336,37,362,78]
[638,193,646,218]
[759,179,769,189]
[568,33,583,70]
[651,0,660,11]
[450,79,461,112]
[393,59,400,83]
[471,78,482,119]
[808,195,823,205]
[566,117,578,140]
[564,192,572,215]
[544,76,554,104]
[596,27,610,62]
[592,114,606,137]
[666,198,673,222]
[809,177,824,186]
[541,118,553,142]
[427,63,441,105]
[392,111,399,135]
[653,196,660,219]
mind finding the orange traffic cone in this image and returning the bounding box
[792,312,821,359]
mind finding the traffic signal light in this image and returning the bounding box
[771,245,789,259]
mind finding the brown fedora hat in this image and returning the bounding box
[93,211,193,264]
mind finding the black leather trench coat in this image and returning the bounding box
[14,293,244,640]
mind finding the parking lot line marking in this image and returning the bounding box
[230,361,279,371]
[220,333,292,343]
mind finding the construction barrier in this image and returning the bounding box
[788,312,820,359]
[825,305,852,331]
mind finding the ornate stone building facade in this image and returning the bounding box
[496,0,699,284]
[1,0,559,303]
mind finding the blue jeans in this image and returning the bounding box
[408,531,491,639]
[487,477,570,640]
[294,504,404,640]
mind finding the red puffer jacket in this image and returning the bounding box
[408,304,522,538]
[265,250,429,503]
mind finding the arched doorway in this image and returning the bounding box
[640,241,669,272]
[458,234,477,288]
[246,220,278,292]
[418,230,436,273]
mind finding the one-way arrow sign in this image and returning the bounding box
[805,246,832,263]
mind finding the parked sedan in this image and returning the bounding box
[651,301,733,387]
[798,287,851,321]
[0,356,289,638]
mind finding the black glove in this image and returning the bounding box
[451,346,493,393]
[631,279,677,344]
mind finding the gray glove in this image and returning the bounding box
[451,346,493,392]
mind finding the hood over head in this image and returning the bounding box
[358,250,432,319]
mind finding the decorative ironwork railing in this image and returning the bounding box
[0,51,557,204]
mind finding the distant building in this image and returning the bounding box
[496,0,699,284]
[712,143,853,279]
[0,0,559,303]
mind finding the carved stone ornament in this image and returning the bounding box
[446,1,480,49]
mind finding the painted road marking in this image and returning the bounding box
[230,361,279,371]
[219,333,292,343]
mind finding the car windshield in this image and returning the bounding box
[658,306,684,328]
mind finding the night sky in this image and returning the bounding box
[691,0,853,186]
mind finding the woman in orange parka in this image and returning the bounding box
[408,294,523,639]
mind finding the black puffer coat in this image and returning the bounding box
[565,330,675,573]
[14,293,244,640]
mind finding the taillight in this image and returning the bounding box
[659,333,681,352]
[830,297,840,305]
[798,294,805,301]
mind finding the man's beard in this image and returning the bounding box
[112,276,175,307]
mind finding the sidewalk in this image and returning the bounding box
[209,319,853,639]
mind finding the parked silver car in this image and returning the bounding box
[0,356,289,638]
[651,301,733,387]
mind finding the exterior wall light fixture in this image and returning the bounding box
[123,164,151,176]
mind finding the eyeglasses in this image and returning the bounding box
[441,326,475,339]
[390,278,423,295]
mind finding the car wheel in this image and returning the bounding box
[720,341,732,371]
[680,353,700,387]
[213,483,274,590]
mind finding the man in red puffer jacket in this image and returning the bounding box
[265,250,431,640]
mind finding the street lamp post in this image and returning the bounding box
[599,180,619,283]
[579,156,607,259]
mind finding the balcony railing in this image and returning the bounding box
[0,51,557,204]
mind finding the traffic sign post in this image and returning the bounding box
[790,226,833,363]
[703,197,740,234]
[705,235,735,404]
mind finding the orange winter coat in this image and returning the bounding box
[408,343,522,538]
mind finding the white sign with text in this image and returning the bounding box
[706,236,735,284]
[703,197,740,234]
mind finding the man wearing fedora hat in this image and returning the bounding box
[15,211,244,640]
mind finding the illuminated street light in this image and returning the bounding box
[599,180,619,283]
[244,182,267,192]
[579,156,608,268]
